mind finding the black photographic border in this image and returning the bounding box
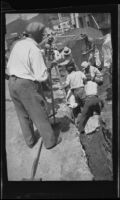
[1,1,119,199]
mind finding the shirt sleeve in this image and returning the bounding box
[94,67,103,82]
[95,68,103,77]
[30,46,48,82]
[59,59,70,66]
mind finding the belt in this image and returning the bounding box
[10,76,40,86]
[10,75,41,89]
[10,75,20,78]
[72,86,84,90]
[10,75,35,82]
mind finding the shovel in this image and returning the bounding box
[22,138,43,181]
[49,67,56,124]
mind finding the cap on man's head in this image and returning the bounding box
[22,31,29,37]
[25,22,45,36]
[81,61,89,69]
[63,46,71,55]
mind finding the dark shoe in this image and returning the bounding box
[34,129,41,140]
[46,137,62,149]
[29,131,40,148]
[29,138,38,148]
[51,122,61,138]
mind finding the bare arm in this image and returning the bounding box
[93,68,103,85]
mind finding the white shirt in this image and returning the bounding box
[83,65,103,82]
[55,51,73,66]
[85,80,98,96]
[7,38,48,82]
[89,65,102,79]
[66,71,86,89]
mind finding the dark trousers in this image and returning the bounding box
[8,76,56,149]
[78,95,102,133]
[72,87,86,107]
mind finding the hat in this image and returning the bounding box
[25,22,45,36]
[22,31,29,37]
[81,61,89,69]
[63,47,71,55]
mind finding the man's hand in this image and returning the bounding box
[62,83,69,90]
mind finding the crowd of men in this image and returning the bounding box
[6,21,110,150]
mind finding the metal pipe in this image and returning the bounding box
[49,66,56,124]
[91,15,100,29]
[58,13,64,33]
[75,13,79,28]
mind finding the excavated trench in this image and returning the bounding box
[51,64,113,181]
[58,30,113,180]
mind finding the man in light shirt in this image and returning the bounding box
[81,61,103,83]
[77,61,103,133]
[54,47,72,64]
[7,22,61,149]
[63,62,86,111]
[54,47,79,77]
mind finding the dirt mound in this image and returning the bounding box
[80,120,112,180]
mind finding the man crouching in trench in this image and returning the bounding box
[77,61,104,134]
[7,22,62,149]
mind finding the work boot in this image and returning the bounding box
[34,129,41,139]
[29,130,41,148]
[46,122,62,149]
[46,136,62,149]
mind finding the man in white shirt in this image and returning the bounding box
[81,61,103,83]
[7,22,61,149]
[63,62,86,111]
[54,47,72,64]
[77,61,103,133]
[54,47,79,76]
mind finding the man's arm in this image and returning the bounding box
[59,59,70,66]
[93,67,103,85]
[30,47,48,82]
